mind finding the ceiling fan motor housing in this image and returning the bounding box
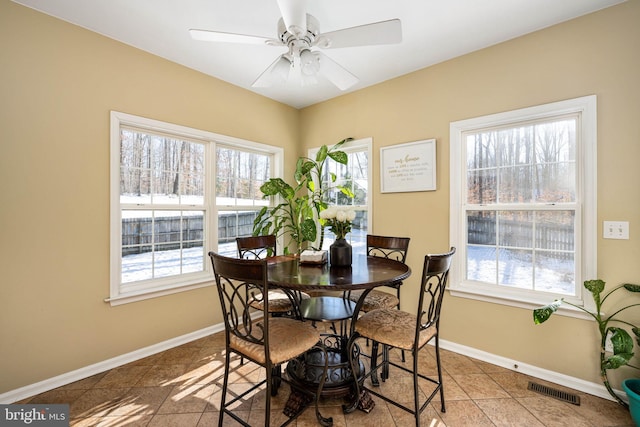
[275,14,320,50]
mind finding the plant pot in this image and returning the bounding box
[623,378,640,426]
[330,238,352,267]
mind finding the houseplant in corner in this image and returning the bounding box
[533,279,640,417]
[252,138,354,254]
[293,137,354,250]
[252,176,316,254]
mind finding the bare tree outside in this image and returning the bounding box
[119,129,206,283]
[465,117,577,295]
[120,131,275,284]
[320,149,369,250]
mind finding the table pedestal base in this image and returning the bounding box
[283,387,375,416]
[284,335,373,413]
[282,391,312,418]
[351,389,376,413]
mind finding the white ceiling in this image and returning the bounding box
[13,0,624,109]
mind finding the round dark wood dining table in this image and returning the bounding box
[267,253,411,292]
[266,253,411,413]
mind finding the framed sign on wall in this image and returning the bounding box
[380,139,436,193]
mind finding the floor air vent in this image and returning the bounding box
[527,381,581,405]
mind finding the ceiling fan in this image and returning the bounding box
[189,0,402,90]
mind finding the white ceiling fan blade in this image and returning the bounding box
[316,52,358,91]
[252,55,292,87]
[189,29,275,45]
[276,0,308,38]
[318,19,402,49]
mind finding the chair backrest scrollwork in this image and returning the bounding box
[209,252,270,350]
[416,247,456,335]
[366,234,410,263]
[236,235,277,259]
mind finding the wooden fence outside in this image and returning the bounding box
[122,212,257,255]
[467,216,574,255]
[122,210,368,256]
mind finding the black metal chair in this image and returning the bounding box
[236,235,278,259]
[347,234,410,364]
[208,251,332,427]
[344,248,455,427]
[236,235,309,315]
[347,234,410,314]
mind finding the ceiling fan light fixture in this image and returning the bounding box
[272,55,293,81]
[300,49,320,76]
[252,55,292,87]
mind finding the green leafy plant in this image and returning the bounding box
[533,279,640,406]
[253,138,354,254]
[252,177,316,255]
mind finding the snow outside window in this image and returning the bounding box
[310,138,372,253]
[449,96,597,315]
[109,111,281,305]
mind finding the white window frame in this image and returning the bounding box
[109,111,282,305]
[308,137,373,248]
[449,96,597,318]
[213,141,283,258]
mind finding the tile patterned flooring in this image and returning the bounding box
[18,327,635,426]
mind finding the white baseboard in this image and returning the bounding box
[0,324,225,404]
[1,326,625,405]
[438,338,627,404]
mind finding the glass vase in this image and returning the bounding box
[330,238,352,267]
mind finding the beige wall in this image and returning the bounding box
[300,1,640,386]
[0,1,299,393]
[2,0,639,396]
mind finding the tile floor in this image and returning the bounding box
[17,327,635,426]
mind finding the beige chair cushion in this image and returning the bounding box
[249,290,310,313]
[354,308,436,351]
[348,289,400,312]
[230,318,320,365]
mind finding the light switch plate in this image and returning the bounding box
[603,221,629,239]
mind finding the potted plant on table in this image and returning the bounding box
[320,206,356,266]
[533,279,640,419]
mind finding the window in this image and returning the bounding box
[118,129,206,287]
[216,146,273,257]
[449,96,596,314]
[110,111,281,305]
[312,138,372,252]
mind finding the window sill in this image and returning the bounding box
[106,279,213,306]
[448,286,594,321]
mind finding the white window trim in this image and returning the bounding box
[308,137,373,245]
[108,111,282,306]
[449,96,597,319]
